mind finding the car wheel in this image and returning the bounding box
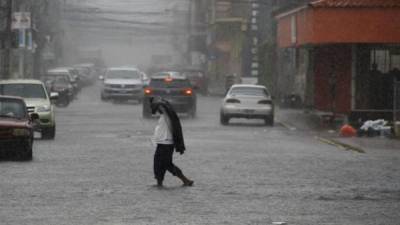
[189,105,196,118]
[220,112,229,125]
[265,116,274,126]
[55,97,69,107]
[18,139,33,161]
[42,125,56,140]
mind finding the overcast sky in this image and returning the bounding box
[63,0,190,68]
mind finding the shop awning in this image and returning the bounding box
[275,0,400,48]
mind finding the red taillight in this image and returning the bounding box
[183,88,193,96]
[144,88,152,95]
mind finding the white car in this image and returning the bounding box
[100,67,145,102]
[220,84,274,126]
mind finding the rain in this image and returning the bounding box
[0,1,399,225]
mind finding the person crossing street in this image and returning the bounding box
[150,97,194,188]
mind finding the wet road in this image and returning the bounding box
[1,83,399,225]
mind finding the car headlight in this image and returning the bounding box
[37,105,51,112]
[13,128,30,137]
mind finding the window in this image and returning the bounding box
[229,87,269,97]
[0,84,47,99]
[106,70,140,79]
[0,100,26,119]
[370,48,400,73]
[150,79,191,88]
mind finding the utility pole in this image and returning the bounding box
[187,0,193,66]
[0,0,12,79]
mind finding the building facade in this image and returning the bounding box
[0,0,63,79]
[275,0,400,122]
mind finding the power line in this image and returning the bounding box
[64,7,168,16]
[63,19,188,35]
[63,15,168,27]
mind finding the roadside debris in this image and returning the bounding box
[340,124,357,137]
[357,119,391,137]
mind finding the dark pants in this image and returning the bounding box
[154,144,183,182]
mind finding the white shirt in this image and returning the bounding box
[152,113,173,145]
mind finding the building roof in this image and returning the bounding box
[310,0,400,8]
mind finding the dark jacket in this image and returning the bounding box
[152,100,186,154]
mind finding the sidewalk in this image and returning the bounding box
[277,108,400,152]
[276,108,323,131]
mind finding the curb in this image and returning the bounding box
[315,136,365,153]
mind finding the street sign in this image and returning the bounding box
[11,12,31,30]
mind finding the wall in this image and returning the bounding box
[277,8,400,47]
[313,45,352,114]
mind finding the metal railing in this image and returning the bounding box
[394,79,400,122]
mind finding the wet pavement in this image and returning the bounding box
[0,83,399,225]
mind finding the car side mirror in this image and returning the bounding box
[30,113,39,121]
[50,92,59,100]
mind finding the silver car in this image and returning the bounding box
[100,67,144,102]
[220,84,274,126]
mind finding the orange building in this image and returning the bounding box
[275,0,400,123]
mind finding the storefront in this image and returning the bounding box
[275,0,400,122]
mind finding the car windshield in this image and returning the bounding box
[0,83,47,99]
[229,87,269,97]
[0,99,26,119]
[155,72,181,77]
[106,70,140,79]
[150,79,191,88]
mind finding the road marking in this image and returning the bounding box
[315,136,365,153]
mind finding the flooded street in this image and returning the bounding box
[1,1,400,224]
[1,83,399,225]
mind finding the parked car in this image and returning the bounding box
[0,96,39,160]
[45,76,72,107]
[43,67,78,98]
[74,63,97,86]
[100,67,145,102]
[0,80,58,139]
[220,84,274,126]
[142,72,197,118]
